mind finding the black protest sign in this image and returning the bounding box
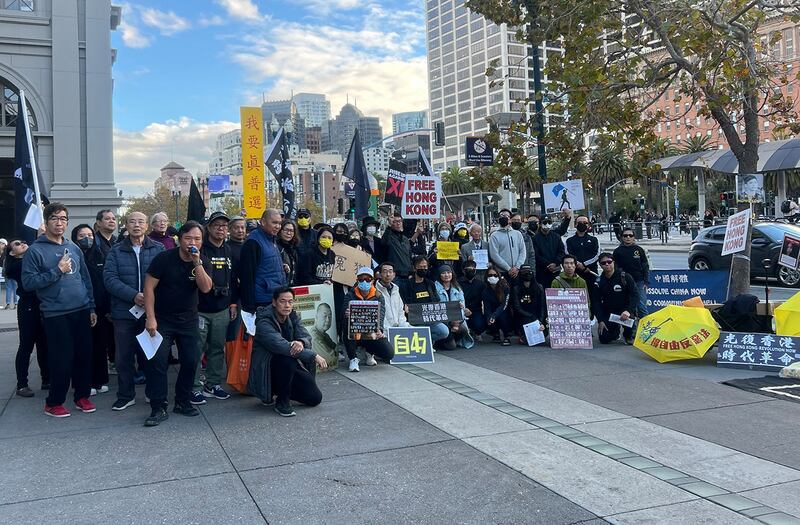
[348,300,382,340]
[407,301,463,325]
[384,158,406,206]
[717,332,800,371]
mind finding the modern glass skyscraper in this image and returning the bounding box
[294,93,331,128]
[392,110,428,134]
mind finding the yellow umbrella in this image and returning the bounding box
[775,291,800,337]
[634,305,720,363]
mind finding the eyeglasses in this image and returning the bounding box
[622,234,634,238]
[357,276,373,283]
[11,241,27,247]
[600,260,614,266]
[48,216,68,223]
[210,223,228,230]
[276,299,294,306]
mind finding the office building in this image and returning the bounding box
[326,102,383,159]
[364,146,390,176]
[392,110,428,134]
[208,129,243,192]
[262,98,306,150]
[293,92,331,128]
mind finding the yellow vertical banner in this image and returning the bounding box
[240,106,265,219]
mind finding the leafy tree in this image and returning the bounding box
[442,165,476,194]
[123,186,188,225]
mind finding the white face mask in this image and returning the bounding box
[487,276,500,285]
[439,230,450,239]
[366,225,377,235]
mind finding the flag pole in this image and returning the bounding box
[19,90,43,224]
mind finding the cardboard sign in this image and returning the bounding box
[437,241,460,260]
[407,301,463,325]
[779,233,800,270]
[348,300,381,340]
[472,249,489,270]
[721,208,751,256]
[384,158,406,206]
[401,174,442,219]
[389,326,434,364]
[717,332,800,371]
[332,243,373,287]
[646,270,729,311]
[545,288,593,349]
[543,179,585,213]
[292,284,338,371]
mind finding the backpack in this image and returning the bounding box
[782,200,792,214]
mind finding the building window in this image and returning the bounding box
[3,0,34,11]
[0,82,37,129]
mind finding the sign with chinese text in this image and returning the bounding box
[717,332,800,371]
[292,284,337,371]
[347,300,381,340]
[436,241,460,260]
[401,174,442,219]
[265,127,296,220]
[407,301,463,325]
[384,158,406,206]
[646,270,728,311]
[389,326,434,364]
[721,208,751,256]
[465,137,494,166]
[331,242,373,287]
[240,107,265,219]
[545,288,593,349]
[779,233,800,270]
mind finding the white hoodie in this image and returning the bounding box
[375,280,411,328]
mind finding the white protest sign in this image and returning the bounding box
[543,179,585,214]
[721,208,751,256]
[401,174,441,219]
[472,249,489,270]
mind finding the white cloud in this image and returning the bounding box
[302,0,362,14]
[114,118,238,196]
[199,14,226,27]
[118,19,151,48]
[214,0,262,21]
[140,8,191,36]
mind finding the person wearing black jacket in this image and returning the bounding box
[482,268,513,345]
[566,215,601,290]
[297,226,336,286]
[458,260,486,335]
[594,253,637,344]
[532,216,566,290]
[226,216,246,264]
[277,219,299,286]
[383,214,413,278]
[402,256,449,343]
[7,239,49,397]
[295,208,318,261]
[193,212,238,404]
[360,216,384,263]
[510,265,546,344]
[613,227,650,320]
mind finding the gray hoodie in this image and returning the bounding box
[22,236,95,318]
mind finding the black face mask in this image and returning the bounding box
[498,216,509,227]
[334,232,348,242]
[415,268,428,278]
[576,223,589,233]
[520,272,532,282]
[511,222,522,230]
[78,237,93,251]
[346,238,360,246]
[464,268,476,279]
[528,221,539,232]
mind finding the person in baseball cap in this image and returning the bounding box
[341,265,394,372]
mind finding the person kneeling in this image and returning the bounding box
[343,267,395,372]
[248,287,326,417]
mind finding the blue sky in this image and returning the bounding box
[112,0,428,195]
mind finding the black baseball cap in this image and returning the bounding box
[207,211,230,224]
[297,208,311,218]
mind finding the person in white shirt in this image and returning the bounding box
[374,262,411,329]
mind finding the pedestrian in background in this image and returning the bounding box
[1,238,18,310]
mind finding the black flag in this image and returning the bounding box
[418,146,434,177]
[265,127,296,220]
[342,129,371,221]
[187,177,206,223]
[13,95,45,242]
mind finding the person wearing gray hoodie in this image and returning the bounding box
[488,209,527,285]
[22,202,97,418]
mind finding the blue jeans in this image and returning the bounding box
[636,281,649,318]
[5,278,17,305]
[429,322,449,342]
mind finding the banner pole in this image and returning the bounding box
[19,90,43,225]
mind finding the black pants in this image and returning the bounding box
[15,296,49,389]
[43,309,92,406]
[91,315,112,388]
[344,337,395,361]
[144,319,199,410]
[486,310,513,338]
[598,321,633,344]
[113,317,148,403]
[270,354,322,406]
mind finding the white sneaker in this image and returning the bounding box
[365,354,377,366]
[349,357,360,372]
[90,388,97,396]
[97,385,109,394]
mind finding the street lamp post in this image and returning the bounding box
[172,189,181,224]
[604,178,629,219]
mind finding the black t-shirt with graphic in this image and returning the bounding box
[146,247,211,324]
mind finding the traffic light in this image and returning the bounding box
[337,198,344,214]
[502,177,510,190]
[720,192,727,208]
[348,198,356,219]
[434,121,445,146]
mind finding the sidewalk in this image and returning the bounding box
[599,232,693,253]
[2,329,800,524]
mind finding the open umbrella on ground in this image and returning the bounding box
[775,291,800,337]
[634,305,720,363]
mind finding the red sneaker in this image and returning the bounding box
[75,398,96,413]
[44,405,71,418]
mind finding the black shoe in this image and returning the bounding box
[144,407,169,427]
[501,338,511,346]
[112,398,136,411]
[173,402,199,417]
[274,400,296,417]
[623,336,634,345]
[16,387,34,398]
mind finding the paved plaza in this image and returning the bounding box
[1,307,800,525]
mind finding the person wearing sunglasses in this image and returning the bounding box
[594,253,637,345]
[612,227,650,320]
[342,267,394,372]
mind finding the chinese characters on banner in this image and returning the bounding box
[545,289,593,349]
[384,158,406,206]
[291,285,338,371]
[407,301,463,325]
[717,332,800,371]
[646,270,728,311]
[265,127,296,220]
[240,107,265,219]
[348,300,382,340]
[389,327,434,364]
[331,243,373,287]
[401,174,441,219]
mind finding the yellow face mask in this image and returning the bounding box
[457,229,467,238]
[298,217,310,228]
[319,237,333,249]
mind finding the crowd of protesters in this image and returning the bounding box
[9,202,650,424]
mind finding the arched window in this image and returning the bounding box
[0,79,37,130]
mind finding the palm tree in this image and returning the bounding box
[679,134,714,154]
[442,165,475,195]
[511,159,540,217]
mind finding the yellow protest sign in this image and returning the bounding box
[240,107,264,219]
[437,241,460,260]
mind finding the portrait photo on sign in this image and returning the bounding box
[736,174,764,203]
[779,234,800,270]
